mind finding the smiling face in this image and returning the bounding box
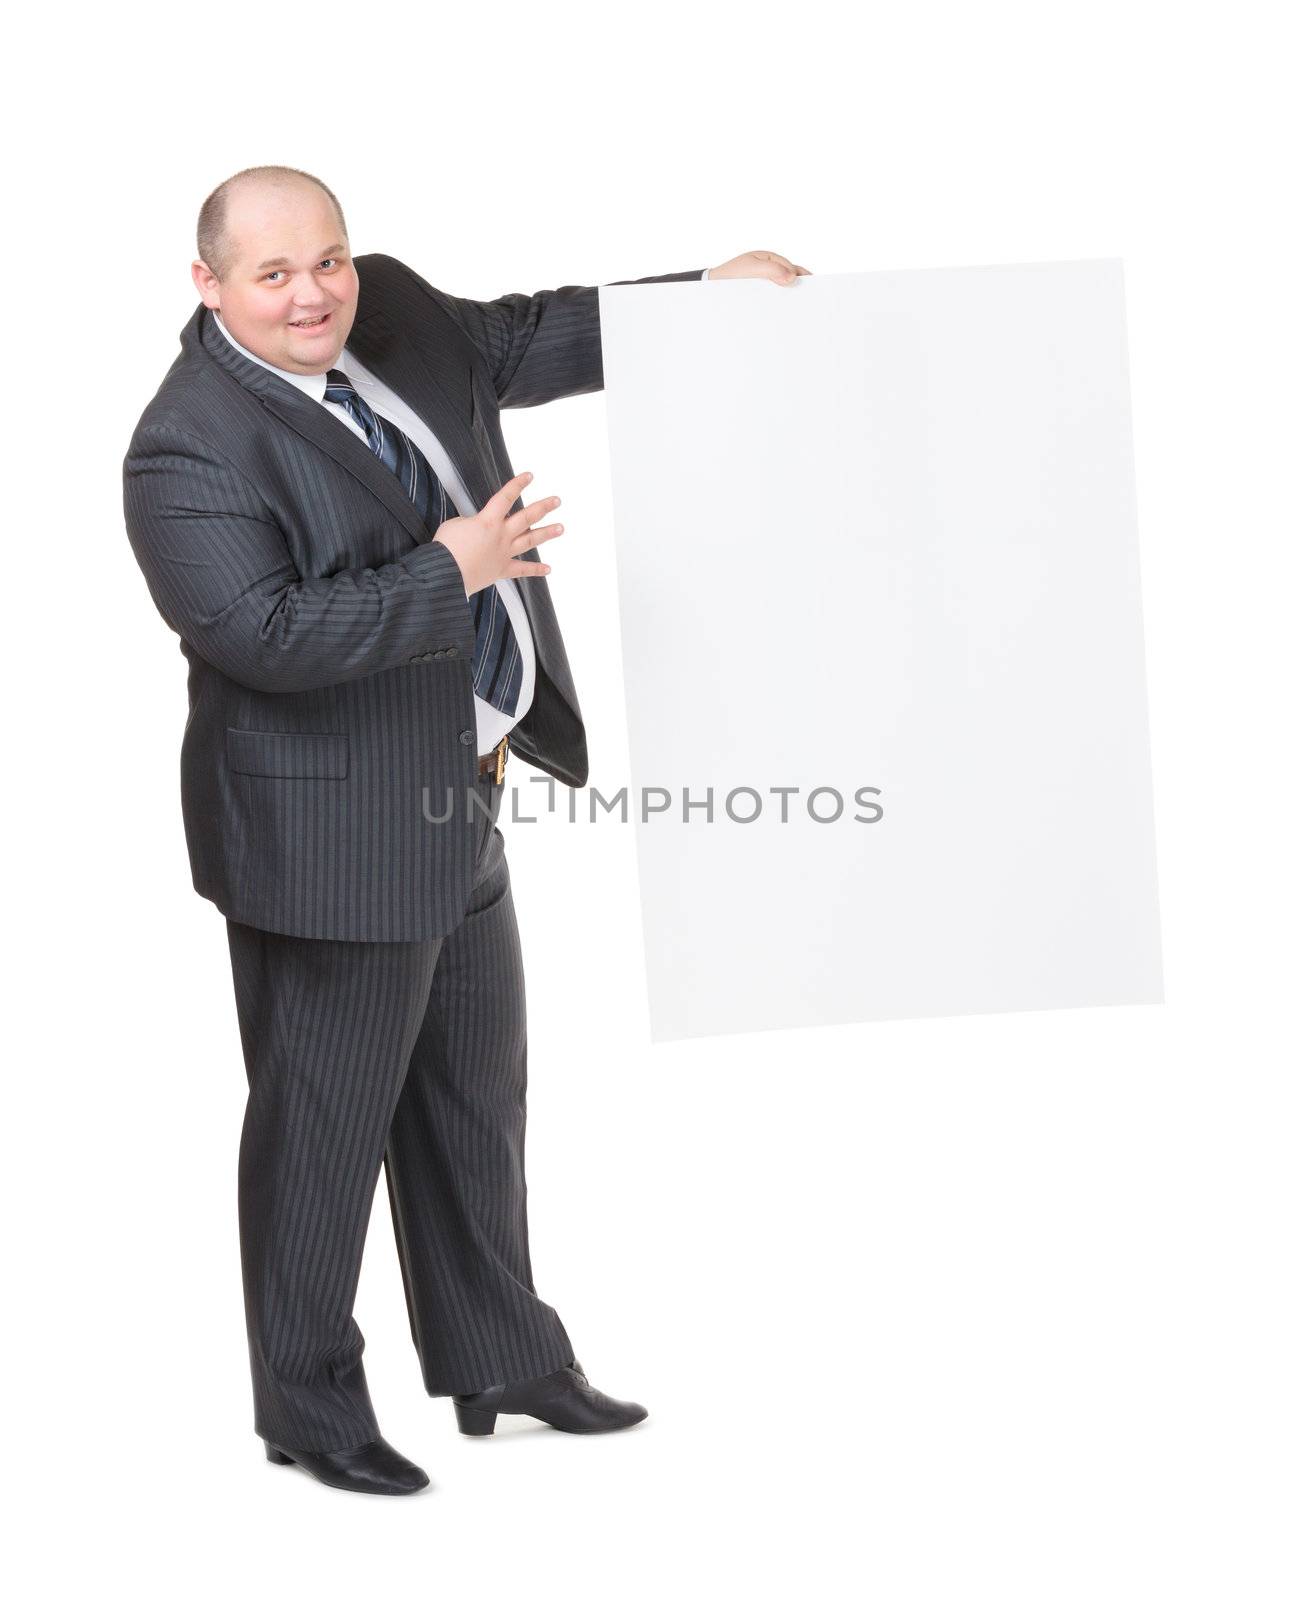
[191,177,359,375]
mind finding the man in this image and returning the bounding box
[123,163,808,1496]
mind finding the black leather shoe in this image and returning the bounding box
[453,1358,648,1436]
[263,1435,431,1494]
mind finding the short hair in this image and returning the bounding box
[196,165,348,280]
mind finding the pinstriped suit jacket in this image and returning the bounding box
[123,252,706,941]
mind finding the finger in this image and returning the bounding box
[505,557,552,578]
[753,251,797,280]
[752,250,803,286]
[511,521,564,551]
[505,494,561,534]
[484,470,534,520]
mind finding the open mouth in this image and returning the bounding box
[289,312,332,332]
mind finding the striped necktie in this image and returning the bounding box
[324,367,524,717]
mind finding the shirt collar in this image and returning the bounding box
[212,309,348,401]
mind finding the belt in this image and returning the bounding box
[476,733,510,784]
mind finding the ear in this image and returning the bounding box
[191,258,221,310]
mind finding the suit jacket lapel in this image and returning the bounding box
[345,308,548,641]
[344,308,495,513]
[197,302,493,551]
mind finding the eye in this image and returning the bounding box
[263,270,284,282]
[320,258,338,270]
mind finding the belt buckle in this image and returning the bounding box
[494,733,508,785]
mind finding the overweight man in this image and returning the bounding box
[122,163,808,1495]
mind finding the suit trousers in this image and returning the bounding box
[224,769,574,1452]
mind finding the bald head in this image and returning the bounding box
[191,165,360,376]
[197,165,348,282]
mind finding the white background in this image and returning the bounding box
[6,2,1295,1595]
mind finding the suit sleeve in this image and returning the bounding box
[123,422,473,694]
[398,259,709,409]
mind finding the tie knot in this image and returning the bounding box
[324,367,354,397]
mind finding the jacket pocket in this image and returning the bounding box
[226,728,349,780]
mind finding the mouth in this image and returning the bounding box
[288,311,333,333]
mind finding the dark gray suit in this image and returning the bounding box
[123,254,706,1450]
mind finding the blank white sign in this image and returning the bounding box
[599,262,1163,1042]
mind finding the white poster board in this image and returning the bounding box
[599,262,1162,1042]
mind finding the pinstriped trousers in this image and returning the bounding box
[225,770,574,1453]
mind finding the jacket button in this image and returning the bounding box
[432,648,446,659]
[409,653,426,664]
[459,730,474,745]
[445,645,459,658]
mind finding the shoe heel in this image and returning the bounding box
[264,1442,295,1465]
[454,1403,497,1437]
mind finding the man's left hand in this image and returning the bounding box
[706,250,811,285]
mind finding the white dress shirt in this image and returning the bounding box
[213,309,534,757]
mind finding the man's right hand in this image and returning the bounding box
[433,471,564,596]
